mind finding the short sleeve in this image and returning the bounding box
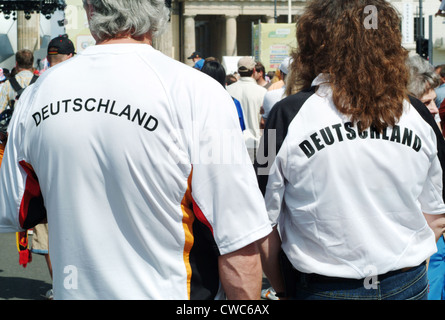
[419,154,445,215]
[189,82,271,255]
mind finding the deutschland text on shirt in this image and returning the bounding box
[31,98,159,132]
[299,121,422,159]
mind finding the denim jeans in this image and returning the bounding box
[292,262,428,300]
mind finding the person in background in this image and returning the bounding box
[28,34,76,300]
[201,60,246,131]
[435,64,445,110]
[257,0,445,300]
[204,56,218,64]
[0,68,7,88]
[0,68,6,164]
[227,56,267,162]
[0,52,37,169]
[254,61,271,89]
[260,57,291,129]
[267,71,275,83]
[406,55,445,300]
[406,54,442,133]
[46,34,75,67]
[267,68,285,91]
[435,0,445,17]
[188,51,205,70]
[0,0,271,300]
[0,49,37,113]
[225,74,238,86]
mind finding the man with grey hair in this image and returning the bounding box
[0,0,271,300]
[407,54,442,131]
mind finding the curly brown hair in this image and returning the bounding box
[286,0,409,132]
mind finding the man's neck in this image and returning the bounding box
[257,78,267,86]
[15,68,33,74]
[97,34,152,46]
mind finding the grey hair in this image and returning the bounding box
[406,54,441,98]
[83,0,170,42]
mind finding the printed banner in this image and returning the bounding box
[64,0,96,53]
[253,23,297,72]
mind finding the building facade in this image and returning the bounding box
[0,0,444,70]
[159,0,445,67]
[159,0,305,66]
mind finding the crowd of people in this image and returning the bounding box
[0,34,76,300]
[1,0,445,301]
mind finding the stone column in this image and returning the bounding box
[17,12,40,51]
[225,15,237,56]
[183,14,196,66]
[153,21,173,58]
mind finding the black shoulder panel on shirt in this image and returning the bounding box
[255,87,316,195]
[409,95,445,201]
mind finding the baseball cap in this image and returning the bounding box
[188,51,201,59]
[279,57,292,75]
[238,56,255,71]
[48,35,75,55]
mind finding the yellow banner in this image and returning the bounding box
[64,0,96,53]
[253,23,296,72]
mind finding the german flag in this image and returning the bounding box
[16,231,32,268]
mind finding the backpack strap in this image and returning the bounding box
[30,74,39,85]
[8,74,38,99]
[8,76,24,95]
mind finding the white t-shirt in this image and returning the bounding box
[0,44,272,299]
[258,74,445,279]
[262,86,286,120]
[227,77,267,150]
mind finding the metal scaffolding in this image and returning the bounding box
[0,0,66,20]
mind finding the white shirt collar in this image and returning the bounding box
[311,73,330,87]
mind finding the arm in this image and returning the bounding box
[423,213,445,243]
[0,87,46,233]
[0,81,11,113]
[257,226,286,296]
[218,242,263,300]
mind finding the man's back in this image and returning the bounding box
[0,70,35,112]
[227,77,266,153]
[0,44,271,299]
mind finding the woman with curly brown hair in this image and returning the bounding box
[257,0,445,300]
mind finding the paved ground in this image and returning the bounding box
[0,232,52,300]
